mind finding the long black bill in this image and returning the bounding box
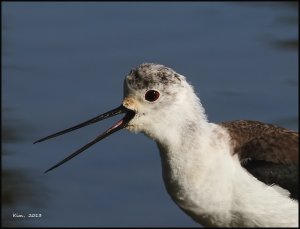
[34,105,135,173]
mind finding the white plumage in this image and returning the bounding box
[123,64,298,227]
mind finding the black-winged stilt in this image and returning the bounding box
[35,63,298,227]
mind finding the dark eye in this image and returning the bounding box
[145,90,160,102]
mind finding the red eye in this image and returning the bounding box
[145,90,160,102]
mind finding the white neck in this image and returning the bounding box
[143,89,298,227]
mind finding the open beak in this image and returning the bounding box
[34,105,135,173]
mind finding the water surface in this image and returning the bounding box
[2,2,298,227]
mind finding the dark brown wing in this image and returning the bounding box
[220,120,298,199]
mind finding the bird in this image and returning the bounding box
[34,63,298,227]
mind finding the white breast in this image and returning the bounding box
[156,124,298,227]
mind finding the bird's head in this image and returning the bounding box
[122,63,192,136]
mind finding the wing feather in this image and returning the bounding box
[220,120,298,199]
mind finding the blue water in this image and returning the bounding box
[2,2,298,227]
